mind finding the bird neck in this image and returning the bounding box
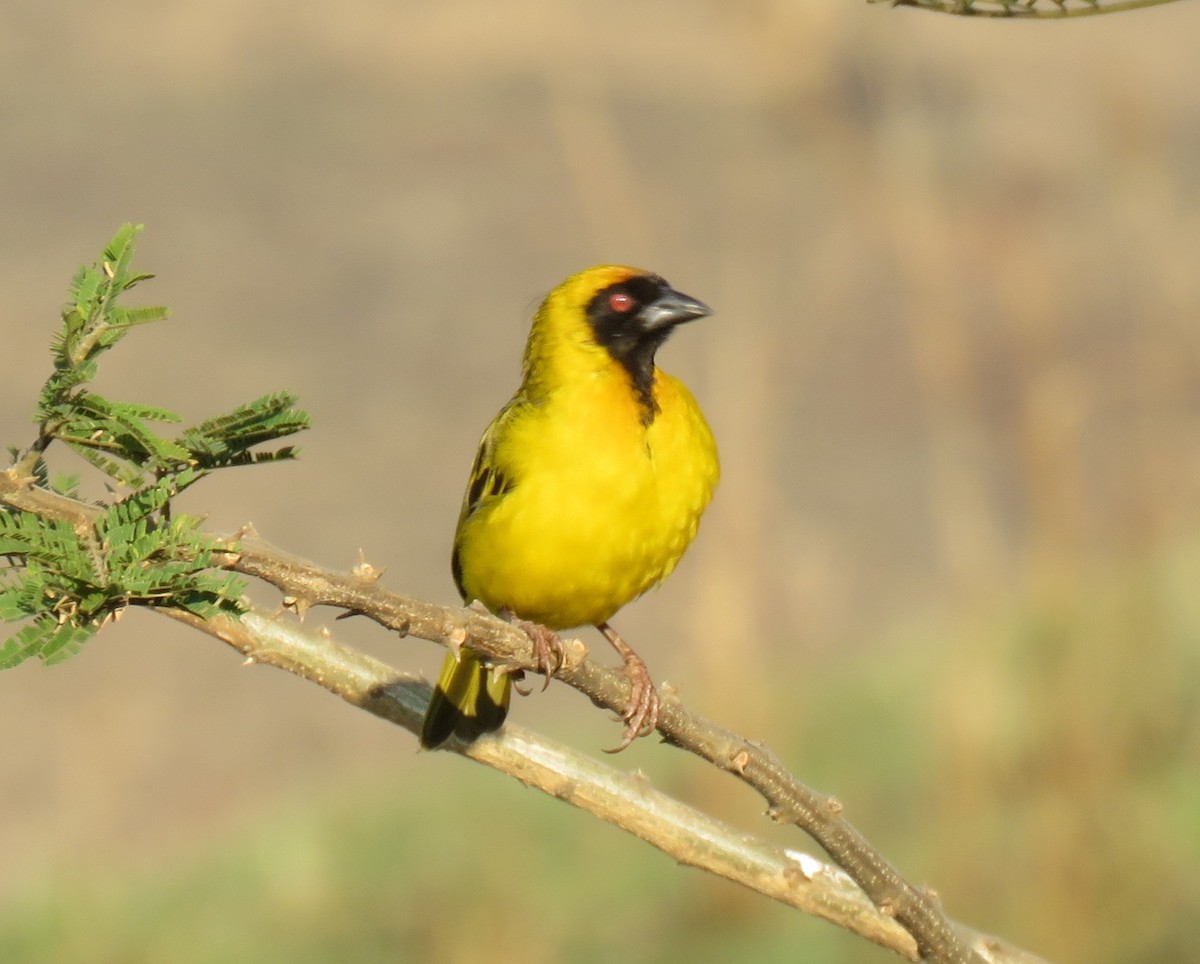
[609,331,668,424]
[521,326,663,426]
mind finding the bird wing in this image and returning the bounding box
[458,399,522,525]
[451,396,525,599]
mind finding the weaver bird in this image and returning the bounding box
[420,265,719,751]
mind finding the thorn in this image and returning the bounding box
[280,595,311,619]
[4,464,35,487]
[446,626,468,656]
[231,522,259,540]
[823,795,843,816]
[766,805,787,823]
[728,749,751,775]
[352,548,385,583]
[242,655,257,666]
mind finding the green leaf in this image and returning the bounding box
[68,444,147,487]
[108,304,170,329]
[178,392,310,468]
[102,224,140,278]
[0,618,58,669]
[2,225,306,670]
[39,621,97,666]
[112,403,183,425]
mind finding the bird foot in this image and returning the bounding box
[505,614,565,692]
[597,622,660,753]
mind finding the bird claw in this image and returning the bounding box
[499,615,660,750]
[509,616,565,690]
[506,669,532,696]
[598,623,659,753]
[604,659,659,753]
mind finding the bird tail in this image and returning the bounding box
[420,649,511,748]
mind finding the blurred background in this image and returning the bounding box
[2,1,1199,961]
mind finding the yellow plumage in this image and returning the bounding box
[421,265,718,749]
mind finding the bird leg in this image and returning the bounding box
[596,621,659,752]
[501,612,565,693]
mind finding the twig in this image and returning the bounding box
[871,0,1183,18]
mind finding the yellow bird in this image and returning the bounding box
[420,265,719,751]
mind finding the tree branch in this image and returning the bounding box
[1,468,1046,962]
[167,605,923,955]
[166,604,1044,964]
[871,0,1184,18]
[220,535,1044,964]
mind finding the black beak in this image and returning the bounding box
[639,287,712,333]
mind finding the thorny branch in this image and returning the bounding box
[222,536,1030,964]
[1,468,1046,963]
[872,0,1183,18]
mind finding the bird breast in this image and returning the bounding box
[456,368,718,630]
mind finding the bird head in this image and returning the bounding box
[524,265,711,416]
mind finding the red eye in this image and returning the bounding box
[609,290,635,313]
